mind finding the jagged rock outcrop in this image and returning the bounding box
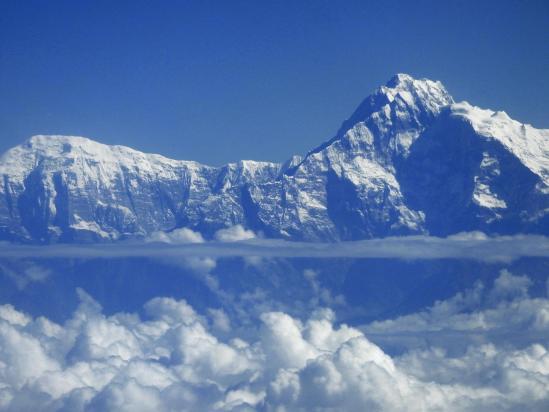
[0,74,547,243]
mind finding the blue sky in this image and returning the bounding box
[1,0,547,165]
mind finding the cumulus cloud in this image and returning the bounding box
[0,291,260,411]
[208,308,231,333]
[214,225,257,242]
[363,270,549,353]
[146,228,205,244]
[0,270,548,411]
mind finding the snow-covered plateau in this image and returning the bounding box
[1,74,547,243]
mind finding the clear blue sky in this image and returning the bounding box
[1,0,547,165]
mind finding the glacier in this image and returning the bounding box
[0,73,547,243]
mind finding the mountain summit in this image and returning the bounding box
[0,75,547,243]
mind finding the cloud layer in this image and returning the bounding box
[2,232,549,262]
[0,271,548,411]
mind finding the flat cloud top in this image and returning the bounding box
[1,232,548,262]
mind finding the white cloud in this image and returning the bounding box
[3,233,549,262]
[208,308,231,333]
[0,290,261,411]
[363,270,549,345]
[0,261,51,290]
[303,269,346,307]
[146,228,204,244]
[0,270,548,411]
[489,269,532,302]
[214,225,256,242]
[0,305,31,327]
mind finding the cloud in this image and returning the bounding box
[303,269,345,307]
[0,291,260,411]
[1,233,549,262]
[0,261,51,289]
[214,225,257,242]
[208,308,231,333]
[146,228,204,244]
[0,270,548,411]
[362,270,549,353]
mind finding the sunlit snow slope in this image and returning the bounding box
[0,74,547,243]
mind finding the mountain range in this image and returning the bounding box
[1,73,547,243]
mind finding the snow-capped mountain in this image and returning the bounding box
[1,74,547,243]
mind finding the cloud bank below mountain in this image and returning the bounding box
[1,231,549,263]
[0,270,548,411]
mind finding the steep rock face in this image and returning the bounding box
[0,136,280,242]
[256,74,453,239]
[397,103,549,235]
[0,74,547,243]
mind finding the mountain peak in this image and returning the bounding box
[25,134,99,148]
[0,74,547,243]
[309,74,454,160]
[386,72,415,87]
[344,74,453,131]
[380,74,453,109]
[21,135,110,158]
